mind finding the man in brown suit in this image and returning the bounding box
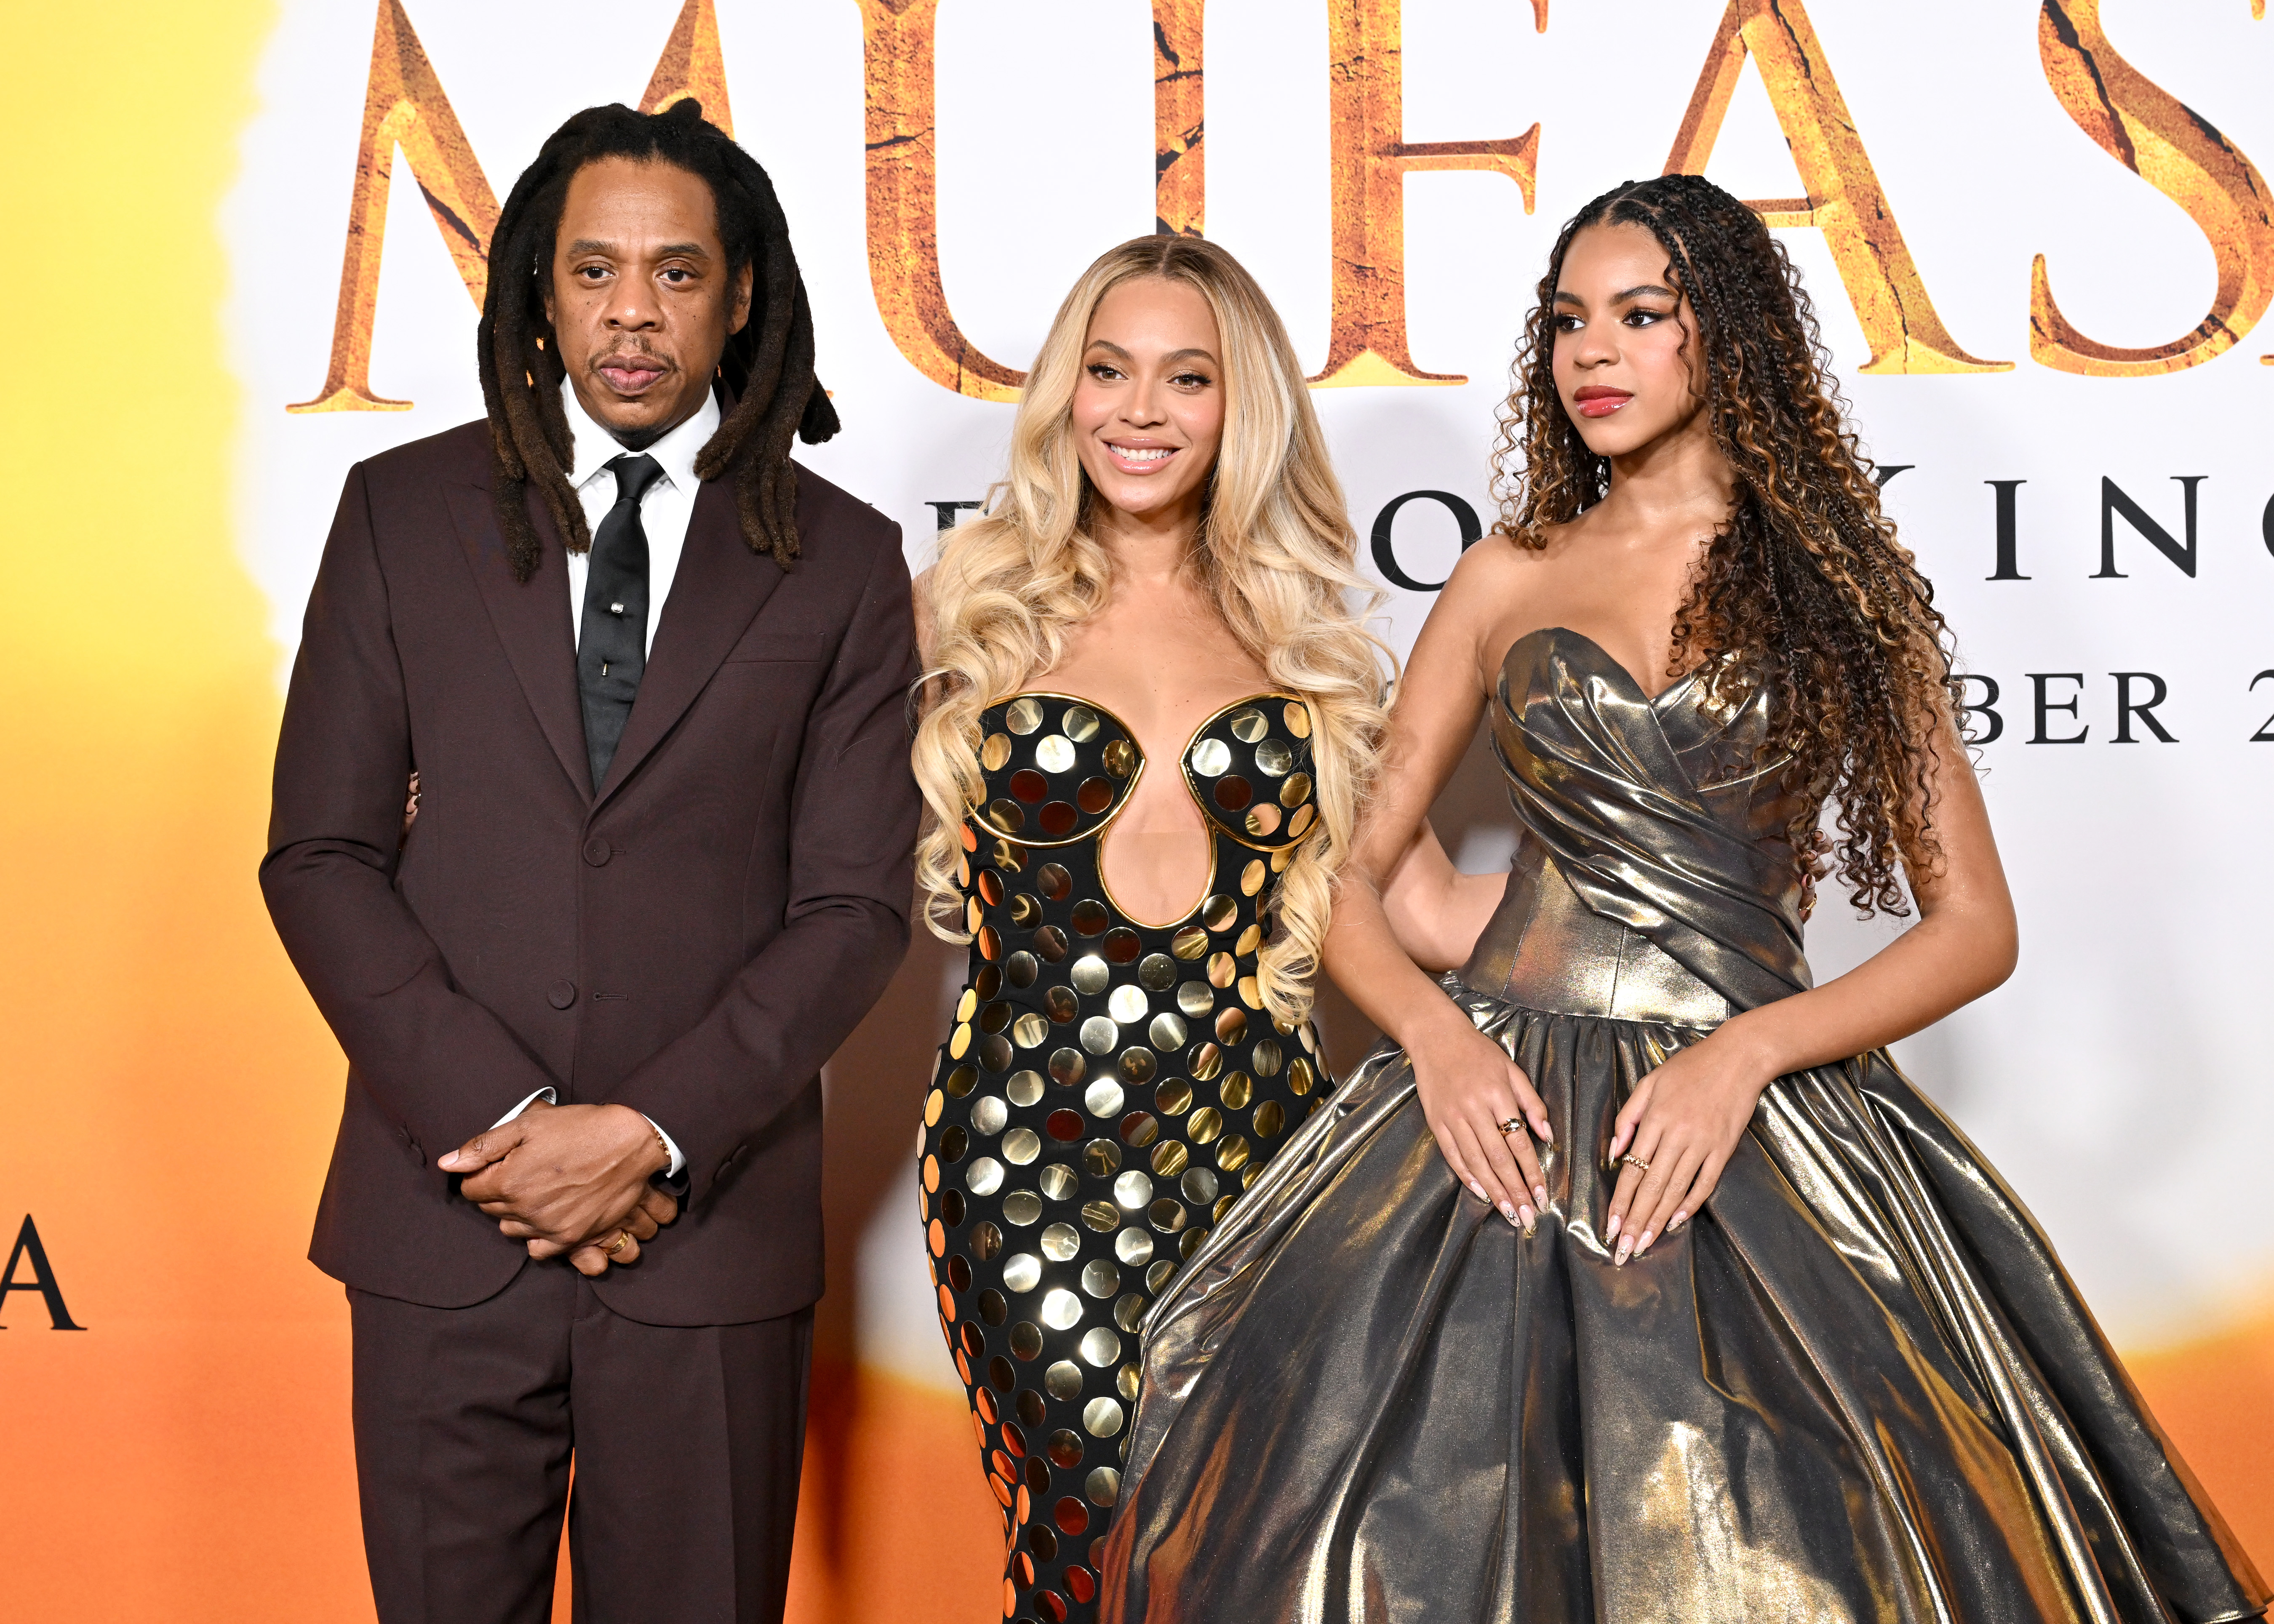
[262,102,917,1624]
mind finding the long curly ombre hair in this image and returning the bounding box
[1492,174,1958,916]
[913,236,1388,1021]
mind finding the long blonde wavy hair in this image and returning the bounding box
[913,236,1388,1023]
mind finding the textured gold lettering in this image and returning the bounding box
[1154,0,1205,238]
[288,0,497,412]
[857,0,1025,401]
[1313,0,1542,388]
[639,0,733,133]
[1665,0,2009,375]
[2032,0,2274,375]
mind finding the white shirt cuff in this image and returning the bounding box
[641,1115,687,1178]
[492,1087,556,1127]
[486,1091,683,1177]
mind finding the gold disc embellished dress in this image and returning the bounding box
[918,692,1335,1624]
[1101,629,2266,1624]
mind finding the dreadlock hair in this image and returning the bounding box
[1490,173,1959,917]
[476,99,838,581]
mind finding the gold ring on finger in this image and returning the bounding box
[1497,1117,1525,1136]
[606,1229,633,1257]
[1620,1153,1651,1173]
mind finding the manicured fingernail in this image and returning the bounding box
[1605,1214,1620,1240]
[1615,1237,1632,1266]
[1532,1184,1548,1207]
[1499,1201,1517,1224]
[1668,1211,1687,1231]
[1468,1180,1487,1201]
[1638,1230,1654,1253]
[1518,1205,1535,1235]
[1537,1121,1553,1142]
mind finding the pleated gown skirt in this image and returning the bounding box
[1101,631,2264,1624]
[1104,990,2263,1624]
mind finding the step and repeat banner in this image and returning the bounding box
[4,1,2269,1618]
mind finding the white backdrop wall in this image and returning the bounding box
[226,0,2274,1388]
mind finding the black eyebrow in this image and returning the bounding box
[1554,283,1679,308]
[563,239,713,259]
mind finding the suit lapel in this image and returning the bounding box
[596,477,784,805]
[446,480,592,802]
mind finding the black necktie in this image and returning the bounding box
[577,453,665,793]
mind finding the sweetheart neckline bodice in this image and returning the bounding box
[1499,626,1704,713]
[969,687,1321,871]
[990,688,1307,764]
[1483,622,1816,1013]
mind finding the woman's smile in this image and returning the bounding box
[1102,438,1181,474]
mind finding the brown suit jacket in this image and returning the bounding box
[263,419,918,1325]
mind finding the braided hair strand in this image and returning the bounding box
[1490,174,1960,917]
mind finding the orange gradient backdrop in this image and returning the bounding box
[0,4,2262,1621]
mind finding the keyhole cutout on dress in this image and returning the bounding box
[1097,739,1213,928]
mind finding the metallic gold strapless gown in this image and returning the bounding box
[1101,629,2266,1624]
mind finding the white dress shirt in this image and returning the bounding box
[488,380,722,1179]
[562,376,719,655]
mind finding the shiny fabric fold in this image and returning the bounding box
[1101,629,2265,1624]
[1490,628,1811,1011]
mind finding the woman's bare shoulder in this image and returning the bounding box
[1422,523,1591,687]
[1435,527,1561,617]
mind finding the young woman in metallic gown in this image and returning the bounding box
[1103,176,2266,1624]
[910,236,1388,1624]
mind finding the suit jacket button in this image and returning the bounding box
[583,837,612,867]
[548,979,577,1010]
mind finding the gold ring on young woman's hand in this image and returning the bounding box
[1619,1153,1651,1173]
[1497,1117,1525,1136]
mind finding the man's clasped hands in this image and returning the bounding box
[438,1101,677,1277]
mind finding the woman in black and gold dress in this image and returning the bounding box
[910,236,1387,1624]
[1104,177,2267,1622]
